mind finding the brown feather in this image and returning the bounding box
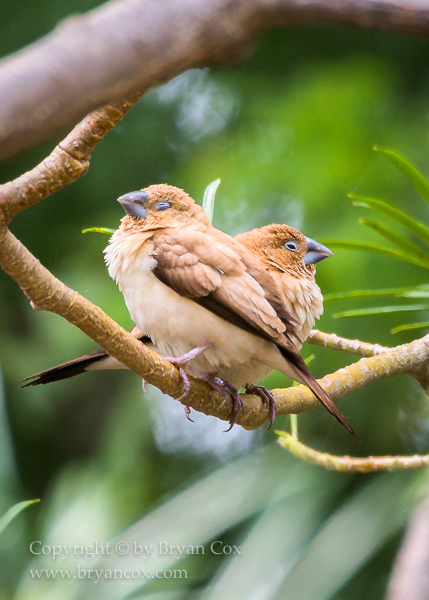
[21,334,151,386]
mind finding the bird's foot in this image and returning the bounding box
[199,374,244,431]
[164,343,213,403]
[183,405,194,422]
[245,383,276,431]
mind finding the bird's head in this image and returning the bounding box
[117,184,209,232]
[236,224,333,279]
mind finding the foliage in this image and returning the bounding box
[326,148,429,334]
[0,500,39,537]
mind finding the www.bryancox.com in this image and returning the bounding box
[30,567,188,583]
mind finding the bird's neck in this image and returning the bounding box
[278,273,324,342]
[104,228,156,286]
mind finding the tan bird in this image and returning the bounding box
[22,184,356,437]
[236,224,325,348]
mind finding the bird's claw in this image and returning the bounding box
[184,405,194,422]
[199,374,244,431]
[174,367,191,402]
[245,383,276,430]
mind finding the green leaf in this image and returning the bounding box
[321,240,429,268]
[82,227,115,235]
[358,219,429,268]
[333,304,429,319]
[202,178,221,225]
[350,194,429,247]
[201,479,344,600]
[400,290,429,298]
[0,499,40,536]
[373,145,429,205]
[271,471,418,600]
[324,285,429,301]
[391,321,429,335]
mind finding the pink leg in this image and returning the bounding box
[163,343,213,406]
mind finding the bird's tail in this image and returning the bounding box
[20,349,113,386]
[21,335,152,387]
[278,346,360,440]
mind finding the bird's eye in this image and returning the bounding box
[155,201,171,211]
[285,241,298,252]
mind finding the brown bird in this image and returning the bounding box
[22,184,356,438]
[236,224,325,348]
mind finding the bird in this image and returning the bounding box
[22,184,357,438]
[235,223,325,348]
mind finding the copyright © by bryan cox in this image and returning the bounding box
[29,540,242,560]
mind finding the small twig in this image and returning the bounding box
[277,431,429,473]
[307,329,392,356]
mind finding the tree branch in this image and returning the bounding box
[0,90,144,224]
[2,0,429,159]
[307,329,429,397]
[277,432,429,472]
[307,329,392,356]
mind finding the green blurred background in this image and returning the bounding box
[1,3,429,598]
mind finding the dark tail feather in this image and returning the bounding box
[21,334,152,387]
[20,349,110,387]
[279,346,360,441]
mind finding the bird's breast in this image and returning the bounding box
[105,233,281,387]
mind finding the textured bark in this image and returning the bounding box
[307,329,392,357]
[2,0,429,159]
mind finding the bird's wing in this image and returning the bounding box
[153,229,358,440]
[210,228,301,340]
[153,229,290,342]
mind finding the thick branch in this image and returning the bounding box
[1,225,429,430]
[2,0,429,159]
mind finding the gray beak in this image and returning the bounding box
[118,190,148,219]
[304,237,333,265]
